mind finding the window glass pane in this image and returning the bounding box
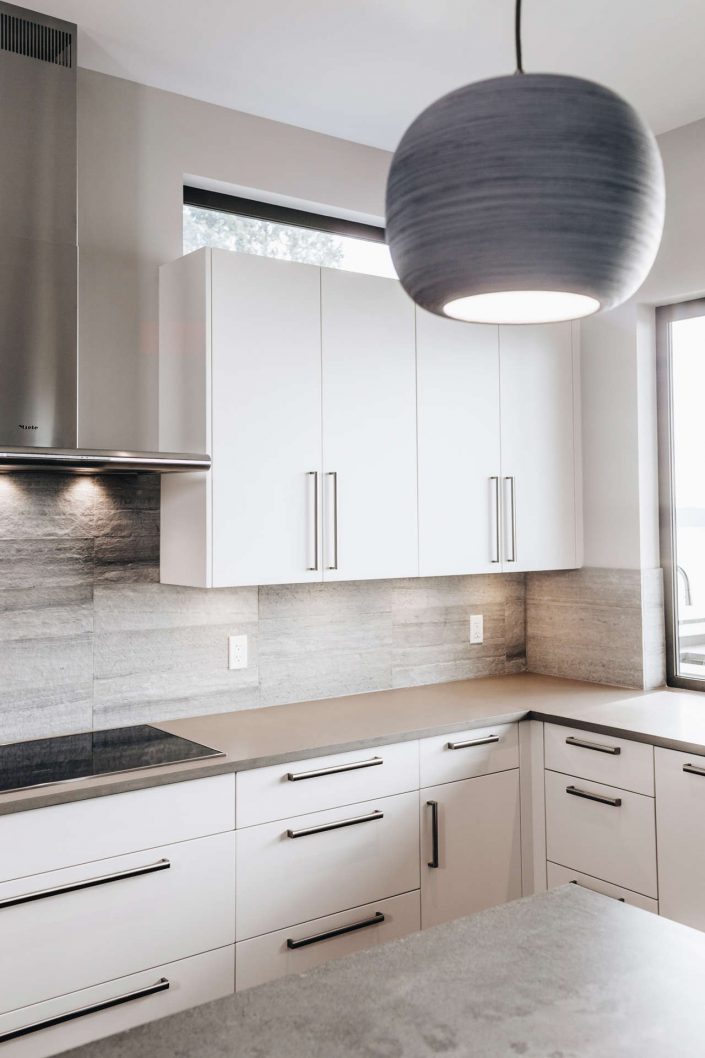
[183,204,396,279]
[671,314,705,680]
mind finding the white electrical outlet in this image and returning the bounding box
[228,634,248,670]
[469,614,484,645]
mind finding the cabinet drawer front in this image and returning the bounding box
[545,770,657,898]
[544,724,654,796]
[236,791,419,940]
[236,891,420,992]
[0,774,235,882]
[0,832,235,1013]
[0,946,234,1058]
[419,723,518,788]
[655,747,705,930]
[547,862,658,913]
[236,741,419,828]
[420,770,522,929]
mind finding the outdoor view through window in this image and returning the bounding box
[670,312,705,682]
[183,204,396,278]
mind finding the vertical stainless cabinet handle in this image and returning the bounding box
[427,799,439,868]
[327,471,338,570]
[0,979,170,1044]
[307,471,319,571]
[490,476,501,563]
[504,476,517,562]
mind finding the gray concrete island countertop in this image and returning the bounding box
[60,886,705,1058]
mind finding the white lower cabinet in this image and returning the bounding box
[546,862,658,913]
[236,791,420,940]
[0,947,234,1058]
[0,832,235,1012]
[236,891,420,992]
[235,740,419,828]
[655,747,705,930]
[420,769,522,929]
[544,768,657,899]
[0,777,237,1058]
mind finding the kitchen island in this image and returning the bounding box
[59,885,705,1058]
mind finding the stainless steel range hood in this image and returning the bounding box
[0,2,210,474]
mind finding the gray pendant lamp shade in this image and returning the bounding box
[385,73,665,324]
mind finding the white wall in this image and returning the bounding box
[76,70,391,450]
[639,116,705,306]
[580,116,705,572]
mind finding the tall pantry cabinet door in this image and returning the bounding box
[320,270,418,580]
[210,251,323,586]
[416,310,501,575]
[498,322,579,572]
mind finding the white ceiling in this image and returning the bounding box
[34,0,705,150]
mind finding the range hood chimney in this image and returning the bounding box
[0,2,210,473]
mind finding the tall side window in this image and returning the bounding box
[658,298,705,689]
[183,186,396,279]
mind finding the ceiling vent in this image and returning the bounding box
[0,9,72,67]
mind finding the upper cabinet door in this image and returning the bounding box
[416,310,501,576]
[211,251,323,587]
[499,322,579,572]
[321,270,418,581]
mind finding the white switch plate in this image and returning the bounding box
[469,614,484,645]
[228,634,248,670]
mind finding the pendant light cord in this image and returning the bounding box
[515,0,524,73]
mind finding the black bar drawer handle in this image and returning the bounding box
[566,785,622,807]
[0,978,170,1044]
[447,735,500,750]
[287,757,383,782]
[287,809,384,839]
[569,880,625,902]
[683,763,705,778]
[427,800,439,868]
[287,911,385,950]
[0,859,171,911]
[565,735,621,755]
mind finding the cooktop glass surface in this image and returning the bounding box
[0,725,224,794]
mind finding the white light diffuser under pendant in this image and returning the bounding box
[385,1,665,325]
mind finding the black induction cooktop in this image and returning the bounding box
[0,725,225,795]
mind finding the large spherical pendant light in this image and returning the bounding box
[385,0,665,324]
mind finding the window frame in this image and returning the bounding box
[183,185,387,245]
[656,296,705,690]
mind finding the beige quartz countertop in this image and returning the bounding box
[4,673,705,817]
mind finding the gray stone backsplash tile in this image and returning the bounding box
[526,567,665,690]
[0,472,666,740]
[0,636,94,742]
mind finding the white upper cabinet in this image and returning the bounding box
[160,249,582,588]
[212,251,323,587]
[321,270,418,581]
[160,249,323,588]
[499,322,580,572]
[417,310,501,575]
[416,314,580,577]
